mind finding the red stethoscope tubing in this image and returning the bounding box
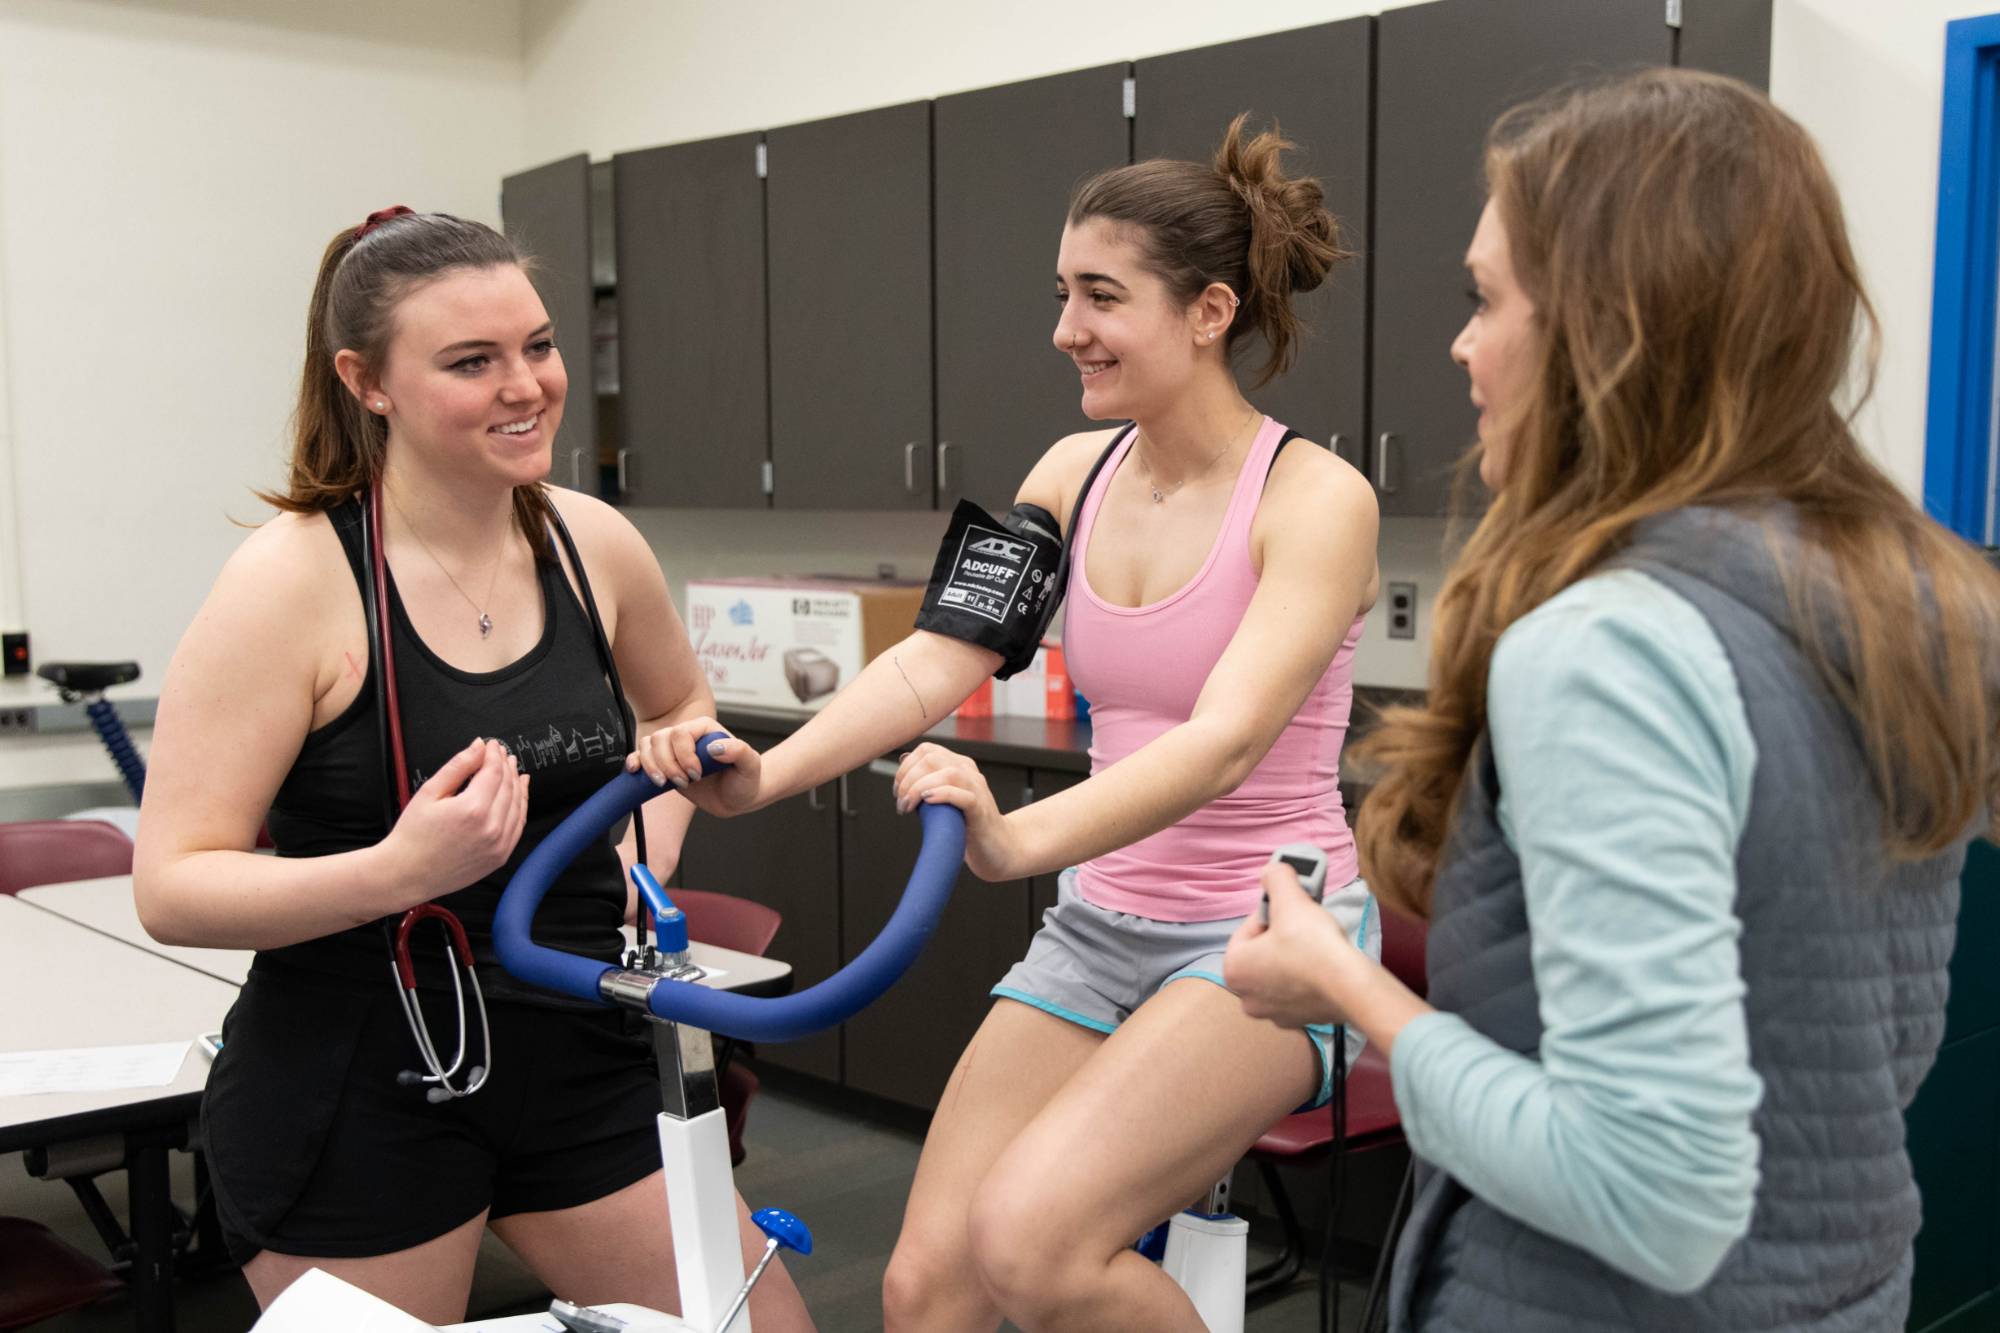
[370,483,492,1100]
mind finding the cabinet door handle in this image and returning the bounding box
[1373,433,1400,495]
[936,441,955,495]
[616,448,632,496]
[839,773,856,817]
[569,449,585,491]
[903,442,919,494]
[806,784,825,812]
[1330,433,1358,466]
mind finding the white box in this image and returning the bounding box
[685,577,923,712]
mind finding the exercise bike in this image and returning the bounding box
[280,738,1318,1332]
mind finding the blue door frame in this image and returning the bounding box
[1924,14,2000,543]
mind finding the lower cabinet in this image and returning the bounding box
[840,761,1035,1108]
[674,730,842,1081]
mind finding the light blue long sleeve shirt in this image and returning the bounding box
[1388,568,1765,1294]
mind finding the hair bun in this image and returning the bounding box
[1214,114,1344,301]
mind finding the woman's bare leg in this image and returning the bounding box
[241,1207,487,1326]
[492,1170,813,1332]
[881,999,1105,1331]
[968,978,1318,1333]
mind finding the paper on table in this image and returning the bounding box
[252,1268,439,1332]
[0,1041,192,1097]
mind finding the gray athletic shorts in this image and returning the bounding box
[992,867,1380,1110]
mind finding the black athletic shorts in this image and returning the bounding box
[201,963,663,1265]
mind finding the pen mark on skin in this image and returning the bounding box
[894,653,930,721]
[342,651,364,681]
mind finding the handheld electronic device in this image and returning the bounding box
[1262,843,1329,922]
[548,1299,626,1333]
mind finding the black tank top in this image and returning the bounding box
[260,500,630,1008]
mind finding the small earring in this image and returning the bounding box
[374,401,386,411]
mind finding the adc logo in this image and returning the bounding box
[966,535,1031,562]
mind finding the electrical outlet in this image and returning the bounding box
[1386,581,1418,640]
[0,707,33,731]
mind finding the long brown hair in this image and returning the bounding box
[1357,69,2000,919]
[261,210,555,553]
[1068,113,1350,386]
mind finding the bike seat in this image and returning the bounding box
[37,661,140,693]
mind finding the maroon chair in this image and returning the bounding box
[670,888,784,1167]
[0,819,134,897]
[0,1217,122,1330]
[671,887,783,958]
[1244,901,1428,1299]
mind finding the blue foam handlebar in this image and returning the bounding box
[493,732,966,1042]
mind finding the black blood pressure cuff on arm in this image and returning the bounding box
[915,499,1066,680]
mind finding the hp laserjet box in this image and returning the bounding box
[685,577,924,712]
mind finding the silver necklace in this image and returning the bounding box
[1134,410,1260,504]
[386,491,507,639]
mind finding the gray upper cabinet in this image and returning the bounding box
[934,65,1129,517]
[1135,20,1372,464]
[766,102,934,510]
[1678,0,1773,90]
[613,133,770,508]
[502,153,599,494]
[1371,0,1670,516]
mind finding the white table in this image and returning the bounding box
[4,881,793,1333]
[0,895,240,1332]
[17,876,796,997]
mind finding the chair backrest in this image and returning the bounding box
[0,820,134,897]
[671,887,782,957]
[1379,901,1428,998]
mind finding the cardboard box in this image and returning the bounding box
[686,576,924,711]
[956,641,1075,720]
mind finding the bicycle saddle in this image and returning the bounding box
[37,661,141,694]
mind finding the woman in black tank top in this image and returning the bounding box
[132,210,810,1328]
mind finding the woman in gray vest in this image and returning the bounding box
[1224,68,2000,1331]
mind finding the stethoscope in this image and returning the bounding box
[359,482,647,1102]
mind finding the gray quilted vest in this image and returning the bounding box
[1389,506,1968,1331]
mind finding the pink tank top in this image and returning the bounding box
[1062,417,1366,922]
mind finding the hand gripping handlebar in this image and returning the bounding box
[493,734,966,1042]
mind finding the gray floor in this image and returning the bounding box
[6,1086,1373,1331]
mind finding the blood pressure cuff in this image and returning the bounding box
[915,499,1066,679]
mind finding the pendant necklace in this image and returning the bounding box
[1134,408,1260,504]
[386,491,507,639]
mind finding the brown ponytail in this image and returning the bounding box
[261,210,555,555]
[1068,113,1349,387]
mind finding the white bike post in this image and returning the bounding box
[1160,1180,1249,1333]
[648,1008,749,1330]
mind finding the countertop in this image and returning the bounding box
[717,685,1421,797]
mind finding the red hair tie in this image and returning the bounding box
[353,205,415,240]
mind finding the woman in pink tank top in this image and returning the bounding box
[639,116,1380,1331]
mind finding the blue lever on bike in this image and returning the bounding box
[494,731,966,1044]
[630,865,689,953]
[751,1207,813,1257]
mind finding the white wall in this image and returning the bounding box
[0,0,526,675]
[1769,0,1999,501]
[518,0,1429,162]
